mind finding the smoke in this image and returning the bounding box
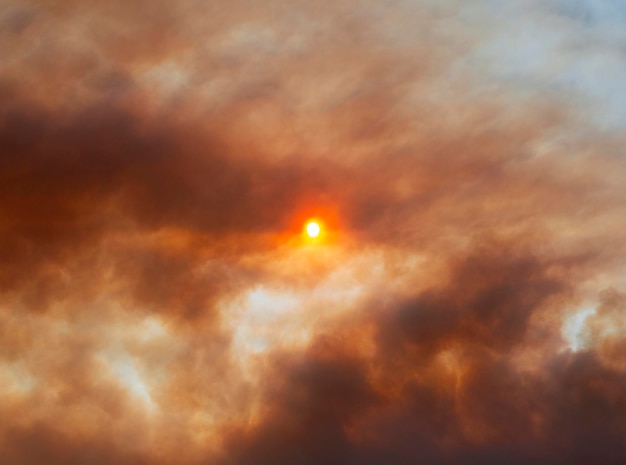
[1,0,626,464]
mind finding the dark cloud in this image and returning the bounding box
[225,350,379,465]
[0,97,334,315]
[378,247,566,355]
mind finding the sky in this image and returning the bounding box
[1,0,626,464]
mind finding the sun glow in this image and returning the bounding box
[306,221,321,238]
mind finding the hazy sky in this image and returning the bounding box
[1,1,626,464]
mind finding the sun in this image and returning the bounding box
[305,221,321,238]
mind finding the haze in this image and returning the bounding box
[1,1,626,464]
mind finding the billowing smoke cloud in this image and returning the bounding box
[1,1,626,464]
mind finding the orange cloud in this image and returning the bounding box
[1,1,626,464]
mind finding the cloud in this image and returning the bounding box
[1,0,626,464]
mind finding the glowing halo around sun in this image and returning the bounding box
[306,221,321,238]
